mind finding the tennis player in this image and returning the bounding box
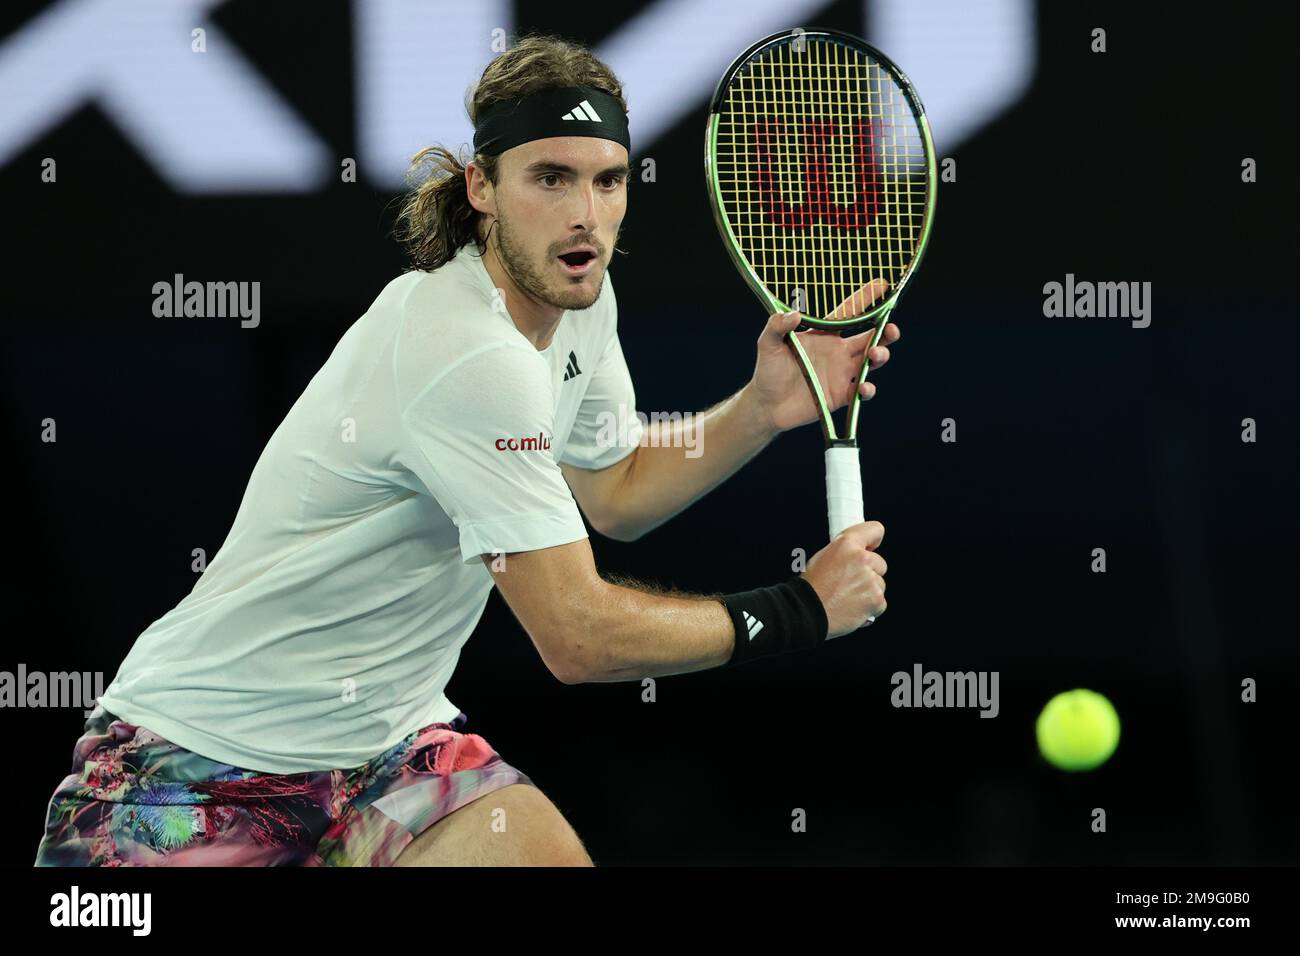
[34,34,895,867]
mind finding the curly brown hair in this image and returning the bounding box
[392,34,628,273]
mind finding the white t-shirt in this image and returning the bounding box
[99,243,642,773]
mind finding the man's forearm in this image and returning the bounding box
[607,383,777,540]
[573,575,735,682]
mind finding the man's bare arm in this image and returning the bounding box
[562,310,900,542]
[481,538,735,684]
[560,383,776,543]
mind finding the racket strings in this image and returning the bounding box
[714,39,930,321]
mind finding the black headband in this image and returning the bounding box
[472,86,630,157]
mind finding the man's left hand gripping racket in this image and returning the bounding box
[705,28,937,540]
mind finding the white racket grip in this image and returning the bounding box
[825,445,864,539]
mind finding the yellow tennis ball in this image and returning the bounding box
[1036,689,1121,772]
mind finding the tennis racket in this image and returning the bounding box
[705,28,937,539]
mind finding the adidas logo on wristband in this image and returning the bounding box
[723,579,826,668]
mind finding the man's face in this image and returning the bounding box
[489,137,629,312]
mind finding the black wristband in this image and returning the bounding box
[721,577,829,667]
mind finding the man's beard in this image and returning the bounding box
[492,214,604,312]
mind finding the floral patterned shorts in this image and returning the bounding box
[34,704,533,866]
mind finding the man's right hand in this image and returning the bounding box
[800,521,888,639]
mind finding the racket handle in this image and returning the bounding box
[825,445,864,539]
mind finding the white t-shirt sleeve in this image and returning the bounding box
[399,342,589,565]
[559,329,645,471]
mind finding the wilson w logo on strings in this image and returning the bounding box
[750,118,884,230]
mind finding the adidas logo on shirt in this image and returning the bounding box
[561,99,603,122]
[562,350,583,382]
[742,611,764,640]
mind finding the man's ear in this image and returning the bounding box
[465,162,496,218]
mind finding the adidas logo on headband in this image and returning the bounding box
[562,99,603,122]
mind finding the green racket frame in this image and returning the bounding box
[704,28,938,537]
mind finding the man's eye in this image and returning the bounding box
[540,173,562,187]
[600,176,624,189]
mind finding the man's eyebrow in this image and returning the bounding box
[522,160,633,179]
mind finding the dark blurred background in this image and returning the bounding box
[2,0,1295,865]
